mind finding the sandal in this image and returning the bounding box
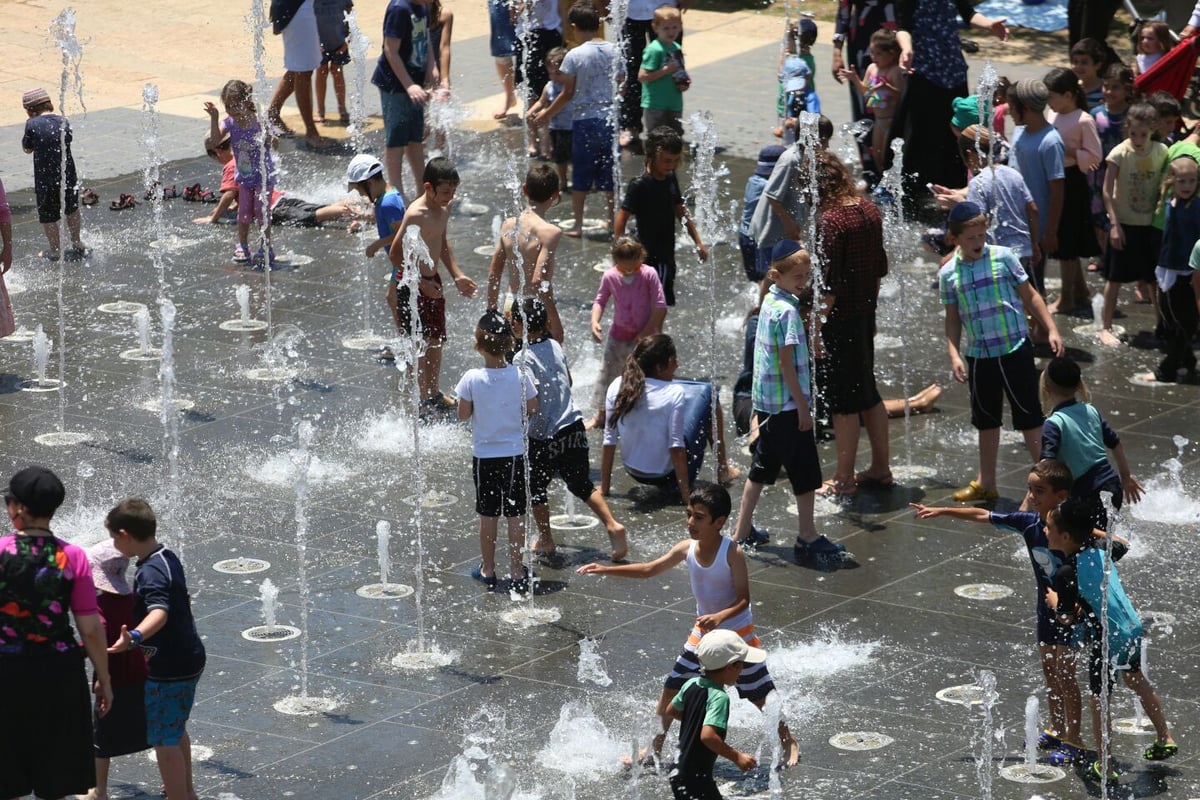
[79,187,99,206]
[855,471,896,490]
[182,183,205,202]
[198,189,217,203]
[816,478,856,498]
[109,193,138,211]
[951,480,998,502]
[1143,740,1178,761]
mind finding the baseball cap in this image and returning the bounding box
[755,145,786,178]
[770,239,804,264]
[697,629,767,671]
[345,154,384,187]
[87,540,133,596]
[6,466,66,517]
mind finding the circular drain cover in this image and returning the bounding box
[457,202,489,215]
[140,397,195,413]
[788,496,843,517]
[35,431,91,446]
[829,731,893,751]
[274,695,339,715]
[356,583,415,599]
[244,367,296,382]
[473,244,495,257]
[391,649,457,670]
[1114,717,1157,735]
[213,557,270,574]
[242,625,300,642]
[119,348,162,361]
[1128,372,1164,387]
[23,379,65,393]
[275,253,313,265]
[1143,610,1176,629]
[220,319,269,332]
[3,329,36,343]
[500,607,561,629]
[402,491,458,508]
[549,514,599,531]
[342,334,388,350]
[935,684,985,706]
[1072,322,1124,337]
[98,301,147,315]
[955,583,1014,600]
[998,764,1065,783]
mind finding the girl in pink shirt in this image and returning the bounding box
[587,237,668,429]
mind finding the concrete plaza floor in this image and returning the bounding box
[0,3,1197,800]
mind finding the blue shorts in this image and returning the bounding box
[379,89,425,148]
[145,677,200,747]
[488,0,517,58]
[571,118,615,193]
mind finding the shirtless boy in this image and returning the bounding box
[486,163,565,342]
[387,157,478,415]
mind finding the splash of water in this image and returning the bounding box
[536,701,626,777]
[974,670,1000,800]
[376,520,392,586]
[576,638,612,686]
[292,420,315,699]
[159,299,182,554]
[259,578,279,633]
[344,9,371,152]
[32,325,52,386]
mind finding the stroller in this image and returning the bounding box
[1126,0,1200,116]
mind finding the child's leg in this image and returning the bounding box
[711,400,740,484]
[478,515,500,577]
[651,686,677,756]
[1089,692,1106,760]
[1055,258,1087,311]
[237,221,251,248]
[570,190,586,234]
[603,191,614,233]
[584,489,628,560]
[41,221,61,256]
[93,755,111,799]
[531,503,555,553]
[555,162,568,192]
[733,479,765,541]
[749,694,800,768]
[1020,426,1041,465]
[1040,644,1082,743]
[404,142,427,203]
[418,339,442,401]
[315,63,330,120]
[976,428,1000,491]
[1122,669,1174,745]
[65,209,84,249]
[156,743,191,800]
[332,62,347,115]
[180,729,198,800]
[505,515,525,581]
[1099,280,1121,344]
[794,490,817,543]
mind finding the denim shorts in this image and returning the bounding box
[145,676,201,747]
[489,0,517,58]
[379,89,425,148]
[571,118,615,192]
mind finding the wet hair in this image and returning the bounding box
[429,0,444,30]
[815,151,857,211]
[423,156,460,188]
[1048,498,1094,545]
[1031,459,1074,493]
[609,334,676,426]
[1043,67,1087,112]
[525,163,559,203]
[1142,21,1173,54]
[689,485,732,522]
[1069,37,1107,69]
[220,79,254,112]
[568,1,600,32]
[475,314,513,357]
[652,5,681,26]
[522,297,548,332]
[646,125,684,160]
[817,114,834,145]
[106,497,157,542]
[546,46,567,69]
[869,29,900,56]
[1123,102,1158,136]
[612,235,645,263]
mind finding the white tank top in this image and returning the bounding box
[687,537,753,631]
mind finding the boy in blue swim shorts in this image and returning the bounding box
[107,498,206,800]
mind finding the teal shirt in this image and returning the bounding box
[640,39,684,113]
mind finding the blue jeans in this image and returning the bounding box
[626,380,713,492]
[488,0,517,58]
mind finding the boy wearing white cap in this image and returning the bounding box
[666,629,762,800]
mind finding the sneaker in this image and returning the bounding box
[738,526,770,548]
[1088,759,1119,784]
[1035,730,1061,751]
[1143,740,1178,761]
[794,535,845,563]
[1044,741,1083,766]
[469,563,497,591]
[952,480,998,502]
[233,243,251,263]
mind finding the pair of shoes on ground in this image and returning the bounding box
[233,244,275,266]
[1088,759,1120,784]
[471,563,535,594]
[793,535,845,564]
[737,525,770,549]
[952,480,998,502]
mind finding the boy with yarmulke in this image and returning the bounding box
[21,87,88,261]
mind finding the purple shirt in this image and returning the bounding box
[594,265,667,341]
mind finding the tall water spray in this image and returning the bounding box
[974,670,999,800]
[344,9,371,153]
[259,578,280,633]
[609,0,631,204]
[159,299,182,554]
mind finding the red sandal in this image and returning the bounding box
[182,183,205,202]
[109,193,138,211]
[80,187,100,206]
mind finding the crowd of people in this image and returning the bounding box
[1,0,1196,797]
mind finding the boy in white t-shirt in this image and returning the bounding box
[455,311,539,593]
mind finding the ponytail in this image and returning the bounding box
[609,334,676,425]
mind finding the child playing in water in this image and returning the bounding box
[456,311,538,593]
[206,79,277,266]
[577,485,800,770]
[614,125,708,306]
[313,0,354,125]
[940,201,1063,502]
[486,163,565,343]
[1150,155,1200,383]
[839,29,904,172]
[526,47,573,186]
[517,298,628,562]
[21,87,88,261]
[1045,498,1178,784]
[586,236,667,429]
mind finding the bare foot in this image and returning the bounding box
[607,522,628,561]
[1045,298,1061,315]
[532,535,557,556]
[909,383,942,413]
[1099,328,1122,347]
[780,730,801,768]
[620,733,665,768]
[717,464,743,486]
[493,95,516,119]
[563,226,583,238]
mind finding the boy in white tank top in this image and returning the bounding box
[577,485,800,769]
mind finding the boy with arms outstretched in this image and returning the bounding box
[486,164,564,342]
[577,485,800,769]
[106,498,206,800]
[387,157,477,415]
[666,629,762,800]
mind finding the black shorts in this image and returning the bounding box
[1088,637,1142,695]
[966,340,1044,431]
[0,652,95,800]
[473,455,527,517]
[815,313,883,415]
[529,420,594,506]
[747,409,823,495]
[35,182,79,224]
[646,249,678,306]
[550,128,573,165]
[321,46,351,66]
[270,197,322,227]
[670,774,723,800]
[1102,224,1159,283]
[1036,604,1078,647]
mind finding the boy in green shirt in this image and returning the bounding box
[666,629,760,800]
[638,6,688,136]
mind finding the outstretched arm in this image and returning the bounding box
[577,538,689,577]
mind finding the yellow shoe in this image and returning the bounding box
[952,480,998,502]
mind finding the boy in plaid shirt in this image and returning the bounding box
[731,241,845,565]
[940,201,1063,503]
